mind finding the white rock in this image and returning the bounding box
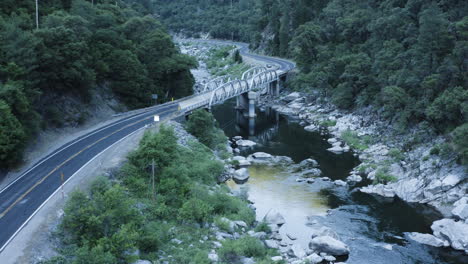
[301,168,322,178]
[233,168,250,184]
[233,136,243,140]
[264,211,286,226]
[323,255,336,261]
[234,220,247,228]
[286,233,297,240]
[327,145,344,154]
[132,260,152,264]
[431,218,468,252]
[305,124,319,132]
[238,159,252,167]
[347,174,363,182]
[289,244,306,258]
[441,174,461,189]
[237,139,256,147]
[360,184,395,198]
[452,204,468,220]
[334,180,347,186]
[271,256,283,262]
[327,138,338,144]
[408,232,446,247]
[252,152,272,160]
[233,156,246,161]
[282,92,301,102]
[309,236,350,256]
[454,197,468,207]
[298,158,319,168]
[305,253,323,264]
[264,239,279,249]
[208,253,219,262]
[310,226,339,239]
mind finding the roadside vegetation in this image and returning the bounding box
[42,125,277,263]
[0,0,196,168]
[205,46,250,78]
[185,109,231,159]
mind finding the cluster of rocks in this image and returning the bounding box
[165,121,197,148]
[259,211,349,264]
[260,91,468,253]
[223,151,294,184]
[408,197,468,254]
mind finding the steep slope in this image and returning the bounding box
[0,0,196,168]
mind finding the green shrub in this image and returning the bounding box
[218,236,267,262]
[341,129,368,150]
[430,146,440,155]
[138,221,171,253]
[178,198,214,223]
[254,221,271,233]
[215,216,233,232]
[319,119,337,127]
[186,109,218,148]
[452,124,468,164]
[388,148,404,161]
[373,169,397,184]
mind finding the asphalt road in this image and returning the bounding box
[0,39,295,252]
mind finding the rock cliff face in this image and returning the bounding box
[259,91,468,253]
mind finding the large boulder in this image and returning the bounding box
[310,226,339,239]
[301,168,322,178]
[247,152,293,166]
[309,236,350,256]
[289,244,307,258]
[452,204,468,220]
[237,139,256,147]
[304,124,319,132]
[282,92,301,103]
[431,218,468,252]
[264,239,279,249]
[305,253,323,264]
[327,145,344,154]
[264,211,286,226]
[360,184,395,198]
[408,232,447,247]
[251,152,272,160]
[298,158,319,169]
[233,168,250,184]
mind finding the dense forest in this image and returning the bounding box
[155,0,467,164]
[0,0,196,168]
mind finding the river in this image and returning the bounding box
[213,98,468,264]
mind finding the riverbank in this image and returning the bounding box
[257,91,467,254]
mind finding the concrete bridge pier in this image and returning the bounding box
[268,75,287,96]
[236,91,257,118]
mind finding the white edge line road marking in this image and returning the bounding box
[0,126,146,253]
[0,104,170,195]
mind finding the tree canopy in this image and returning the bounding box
[0,0,196,168]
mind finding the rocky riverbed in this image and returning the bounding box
[255,91,467,254]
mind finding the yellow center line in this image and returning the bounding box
[0,108,175,219]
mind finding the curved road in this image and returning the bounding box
[0,40,295,252]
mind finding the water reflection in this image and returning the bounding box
[213,98,468,264]
[228,165,329,248]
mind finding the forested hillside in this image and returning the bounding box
[156,0,467,164]
[0,0,196,168]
